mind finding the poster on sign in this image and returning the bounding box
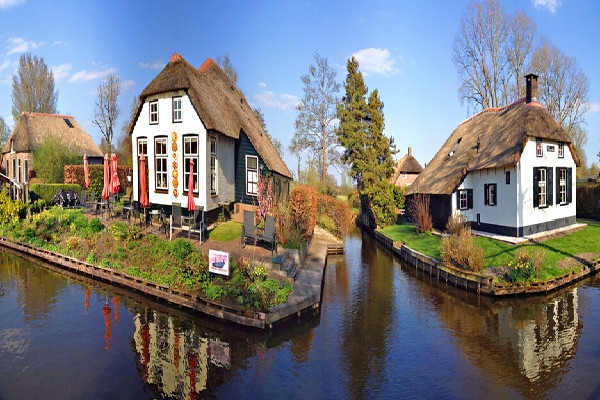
[208,249,230,276]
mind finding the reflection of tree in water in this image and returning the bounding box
[406,268,582,400]
[341,233,395,400]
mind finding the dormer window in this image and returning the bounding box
[558,143,564,158]
[536,138,543,157]
[149,100,158,125]
[172,96,182,123]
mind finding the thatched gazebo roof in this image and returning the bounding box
[1,112,103,157]
[128,53,292,179]
[407,99,578,196]
[391,149,423,185]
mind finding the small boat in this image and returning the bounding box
[212,261,225,268]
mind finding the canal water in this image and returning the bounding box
[1,232,600,399]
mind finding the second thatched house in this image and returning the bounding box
[128,53,293,221]
[1,112,103,185]
[407,74,578,237]
[391,147,423,187]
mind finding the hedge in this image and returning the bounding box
[289,185,317,241]
[576,184,600,219]
[30,184,81,203]
[316,194,352,239]
[64,164,133,197]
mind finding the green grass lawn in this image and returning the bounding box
[380,222,600,279]
[208,220,242,242]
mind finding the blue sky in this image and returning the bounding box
[0,0,599,177]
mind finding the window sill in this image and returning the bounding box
[154,189,168,194]
[183,191,200,198]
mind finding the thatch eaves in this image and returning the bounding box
[128,53,292,179]
[407,100,576,196]
[1,112,103,157]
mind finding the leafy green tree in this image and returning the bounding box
[12,53,58,121]
[336,58,397,227]
[293,53,340,183]
[0,117,10,150]
[33,138,80,183]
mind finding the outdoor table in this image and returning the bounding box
[148,209,161,233]
[96,200,109,219]
[123,204,134,224]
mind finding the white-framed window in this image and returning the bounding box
[210,137,217,195]
[559,168,567,204]
[246,155,258,195]
[172,96,182,123]
[459,190,468,210]
[484,183,497,206]
[536,138,543,157]
[154,137,168,190]
[149,100,158,124]
[17,159,21,183]
[558,143,564,158]
[183,135,198,193]
[538,168,547,207]
[138,138,147,156]
[24,160,28,183]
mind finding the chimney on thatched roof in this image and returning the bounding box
[525,73,539,104]
[408,147,412,156]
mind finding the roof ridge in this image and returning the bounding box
[458,98,527,127]
[22,111,74,119]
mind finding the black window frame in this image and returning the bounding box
[484,183,497,206]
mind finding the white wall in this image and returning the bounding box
[131,90,208,210]
[517,137,576,229]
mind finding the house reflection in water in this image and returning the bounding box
[132,309,231,398]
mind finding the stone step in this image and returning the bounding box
[280,260,295,273]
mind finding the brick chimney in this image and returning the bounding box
[408,147,412,156]
[525,73,539,103]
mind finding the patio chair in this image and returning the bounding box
[170,202,182,241]
[78,190,87,209]
[259,215,277,255]
[241,210,257,248]
[186,207,204,243]
[122,190,134,223]
[85,191,96,212]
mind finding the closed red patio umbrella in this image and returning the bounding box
[83,153,90,189]
[139,153,149,208]
[111,154,120,194]
[187,159,195,212]
[101,154,111,200]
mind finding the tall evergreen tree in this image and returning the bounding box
[336,58,397,227]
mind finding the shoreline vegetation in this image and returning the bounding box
[379,221,600,284]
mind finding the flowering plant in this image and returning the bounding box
[256,174,273,221]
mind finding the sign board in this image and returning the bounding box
[208,249,230,276]
[547,145,555,152]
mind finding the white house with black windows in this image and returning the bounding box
[407,74,578,237]
[128,53,292,222]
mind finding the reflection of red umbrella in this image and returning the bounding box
[187,159,195,212]
[84,288,90,315]
[111,297,119,325]
[101,154,111,200]
[111,154,120,194]
[103,303,111,351]
[188,351,198,400]
[139,153,149,208]
[83,154,90,189]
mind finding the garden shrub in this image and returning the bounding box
[33,138,80,183]
[109,222,128,242]
[64,164,132,195]
[576,184,600,219]
[289,185,317,241]
[0,188,26,225]
[171,239,193,261]
[252,264,268,282]
[126,225,142,241]
[273,205,303,249]
[440,226,484,272]
[446,214,468,236]
[408,194,433,234]
[363,181,398,227]
[507,248,545,282]
[89,217,103,233]
[317,194,352,238]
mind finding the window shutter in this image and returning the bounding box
[456,191,461,210]
[533,167,539,208]
[467,189,473,209]
[492,184,497,206]
[547,168,553,206]
[484,184,489,205]
[567,168,573,203]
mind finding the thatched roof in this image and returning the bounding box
[128,53,292,179]
[391,152,422,182]
[1,112,103,157]
[407,100,577,196]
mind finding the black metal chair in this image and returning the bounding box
[170,202,182,241]
[187,207,204,243]
[241,210,257,247]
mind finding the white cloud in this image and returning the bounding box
[52,41,64,47]
[351,48,399,77]
[51,63,72,82]
[69,67,117,83]
[258,82,266,88]
[253,91,300,112]
[0,0,25,9]
[586,102,600,114]
[139,60,164,70]
[121,80,135,90]
[532,0,562,13]
[0,59,10,73]
[6,37,43,56]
